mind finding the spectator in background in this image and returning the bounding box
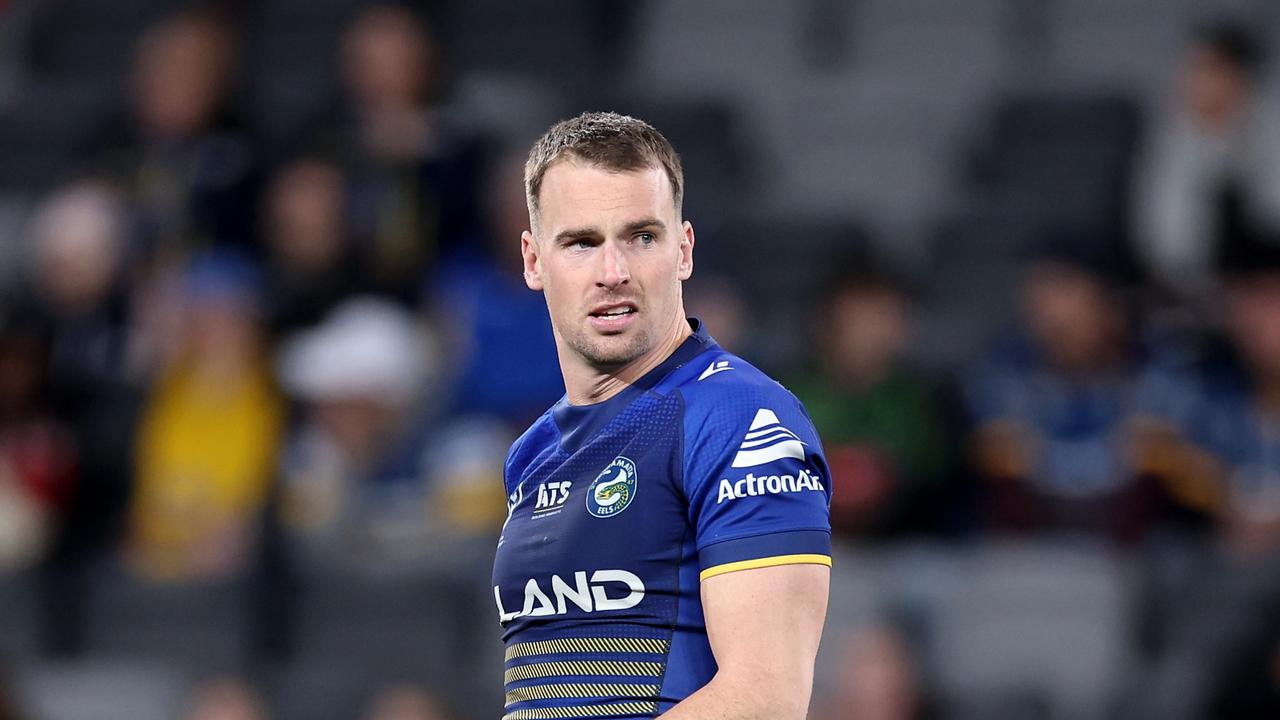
[26,180,133,402]
[1133,22,1280,301]
[430,151,562,426]
[260,155,359,339]
[23,180,138,606]
[97,6,258,268]
[331,3,486,305]
[789,260,953,538]
[277,298,475,569]
[961,245,1195,544]
[362,683,452,720]
[129,252,284,581]
[1130,237,1280,720]
[1192,237,1280,558]
[183,676,270,720]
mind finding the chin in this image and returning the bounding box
[577,331,652,368]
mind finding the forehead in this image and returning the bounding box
[535,160,673,231]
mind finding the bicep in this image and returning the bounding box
[701,563,830,697]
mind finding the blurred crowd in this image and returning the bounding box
[1,1,1280,718]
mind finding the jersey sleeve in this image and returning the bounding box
[682,381,833,581]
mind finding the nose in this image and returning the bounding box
[597,240,630,289]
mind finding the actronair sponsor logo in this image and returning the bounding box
[731,408,807,467]
[716,468,826,504]
[494,569,646,623]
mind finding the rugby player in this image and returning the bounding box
[491,112,832,719]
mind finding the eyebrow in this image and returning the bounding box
[552,218,667,245]
[623,218,667,235]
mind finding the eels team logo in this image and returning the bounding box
[586,456,638,518]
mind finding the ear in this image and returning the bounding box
[677,220,695,281]
[521,230,544,291]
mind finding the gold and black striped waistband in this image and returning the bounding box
[505,637,669,663]
[506,682,660,705]
[505,660,663,685]
[502,637,669,718]
[501,701,659,720]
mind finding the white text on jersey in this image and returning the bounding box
[716,468,825,504]
[494,569,646,623]
[533,481,572,517]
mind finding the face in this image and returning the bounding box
[522,160,693,370]
[1181,45,1250,130]
[826,288,909,385]
[1022,262,1116,371]
[1229,275,1280,380]
[268,160,346,273]
[134,17,230,136]
[35,190,122,314]
[342,6,434,113]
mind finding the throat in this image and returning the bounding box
[564,316,693,405]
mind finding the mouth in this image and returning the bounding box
[588,303,638,332]
[589,303,637,319]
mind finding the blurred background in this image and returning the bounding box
[1,0,1280,718]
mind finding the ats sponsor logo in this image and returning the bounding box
[532,481,572,518]
[716,468,826,504]
[494,569,646,623]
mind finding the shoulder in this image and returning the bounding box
[672,351,818,450]
[677,348,803,404]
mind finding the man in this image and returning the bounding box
[1133,22,1280,298]
[491,112,831,719]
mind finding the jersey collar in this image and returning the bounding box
[552,318,717,452]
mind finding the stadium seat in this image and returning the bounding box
[0,79,117,191]
[930,542,1134,720]
[0,569,38,660]
[17,658,187,720]
[82,558,251,674]
[439,0,607,97]
[628,0,808,97]
[288,544,502,713]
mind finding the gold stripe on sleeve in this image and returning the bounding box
[699,553,832,581]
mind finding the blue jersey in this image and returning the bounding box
[491,320,832,719]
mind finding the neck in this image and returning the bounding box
[562,314,692,406]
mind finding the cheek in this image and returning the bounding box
[538,270,581,318]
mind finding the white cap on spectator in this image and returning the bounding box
[278,297,431,405]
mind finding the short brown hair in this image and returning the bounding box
[524,111,684,223]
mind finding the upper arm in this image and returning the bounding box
[700,563,830,715]
[682,384,833,575]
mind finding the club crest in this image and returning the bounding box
[586,456,638,518]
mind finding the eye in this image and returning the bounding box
[635,232,657,245]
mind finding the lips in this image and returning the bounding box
[588,302,637,318]
[588,302,638,332]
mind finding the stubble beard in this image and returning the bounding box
[565,323,653,369]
